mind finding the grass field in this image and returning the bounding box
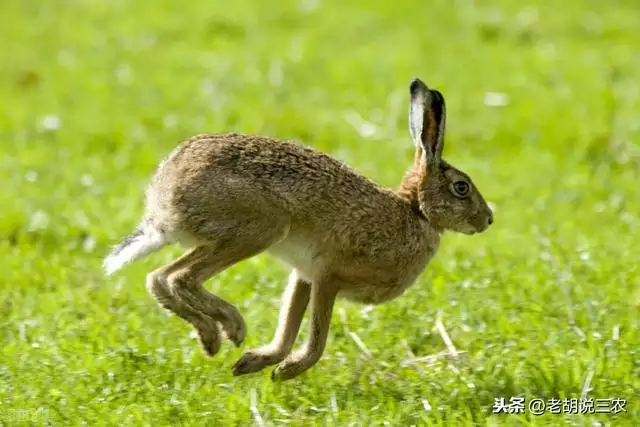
[1,0,639,425]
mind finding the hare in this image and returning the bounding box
[103,78,493,381]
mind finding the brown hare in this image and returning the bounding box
[103,78,493,381]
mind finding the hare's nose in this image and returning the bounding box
[487,213,494,226]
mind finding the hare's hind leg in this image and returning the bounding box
[232,270,311,376]
[160,225,289,354]
[147,261,222,356]
[163,245,247,348]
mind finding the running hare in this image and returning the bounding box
[104,78,493,380]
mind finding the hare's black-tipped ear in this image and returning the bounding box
[409,78,446,163]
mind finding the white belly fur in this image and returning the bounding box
[267,236,319,281]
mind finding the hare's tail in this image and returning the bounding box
[103,225,168,275]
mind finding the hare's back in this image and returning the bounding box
[161,132,384,202]
[148,132,405,241]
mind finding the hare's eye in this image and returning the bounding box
[452,181,470,197]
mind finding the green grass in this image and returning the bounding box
[1,0,639,425]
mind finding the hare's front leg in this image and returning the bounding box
[232,270,311,376]
[271,277,338,381]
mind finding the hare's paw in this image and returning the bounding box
[271,352,317,381]
[232,347,285,376]
[219,307,246,347]
[193,320,222,356]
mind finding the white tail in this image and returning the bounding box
[103,226,168,275]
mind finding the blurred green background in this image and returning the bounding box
[0,0,638,425]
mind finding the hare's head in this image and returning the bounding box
[407,78,493,235]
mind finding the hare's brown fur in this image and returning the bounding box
[151,133,438,300]
[104,79,493,380]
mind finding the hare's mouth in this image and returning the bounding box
[461,220,491,235]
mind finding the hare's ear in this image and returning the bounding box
[409,78,446,163]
